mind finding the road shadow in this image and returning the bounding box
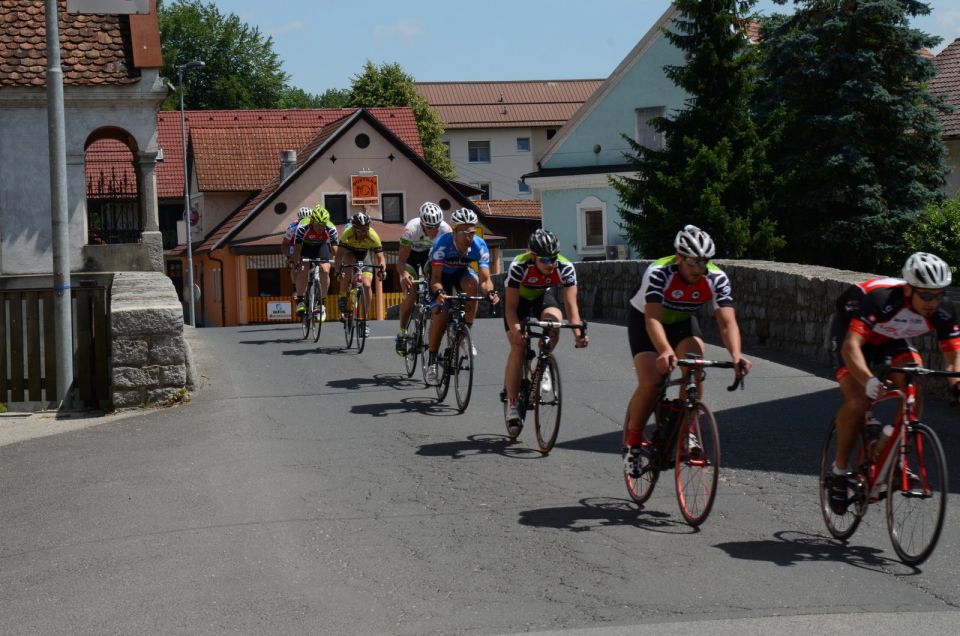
[351,397,458,417]
[281,346,355,356]
[328,373,427,391]
[416,433,543,460]
[713,530,917,573]
[518,497,693,534]
[237,325,301,333]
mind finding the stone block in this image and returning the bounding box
[113,338,148,366]
[114,366,160,388]
[113,389,144,408]
[160,364,187,387]
[149,335,187,365]
[146,387,180,404]
[112,307,183,338]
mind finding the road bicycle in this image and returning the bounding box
[431,292,487,412]
[623,355,745,526]
[402,277,432,380]
[819,364,958,565]
[299,257,328,343]
[337,261,384,354]
[499,317,587,454]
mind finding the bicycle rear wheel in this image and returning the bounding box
[674,402,720,526]
[623,409,659,504]
[404,310,422,377]
[819,419,866,540]
[301,284,313,340]
[311,282,324,343]
[453,327,474,412]
[435,330,452,401]
[886,422,947,565]
[533,355,561,454]
[356,289,368,354]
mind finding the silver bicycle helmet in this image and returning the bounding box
[351,212,371,227]
[528,229,560,257]
[297,206,312,221]
[674,224,716,259]
[419,202,443,227]
[450,207,478,227]
[903,252,952,288]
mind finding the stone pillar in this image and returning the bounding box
[138,151,163,272]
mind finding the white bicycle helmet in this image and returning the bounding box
[419,202,443,227]
[674,224,716,259]
[450,207,478,227]
[297,206,312,221]
[902,252,952,288]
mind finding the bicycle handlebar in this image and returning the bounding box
[879,364,960,406]
[521,317,588,334]
[664,356,747,392]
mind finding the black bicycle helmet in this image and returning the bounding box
[528,229,560,257]
[351,212,371,227]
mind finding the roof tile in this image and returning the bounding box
[932,39,960,139]
[475,199,542,220]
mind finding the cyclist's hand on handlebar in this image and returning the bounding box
[400,273,413,292]
[656,351,676,375]
[733,356,751,377]
[507,326,524,347]
[487,289,500,305]
[377,268,386,281]
[574,330,589,349]
[865,376,885,400]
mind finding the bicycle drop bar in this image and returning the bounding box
[522,317,587,334]
[673,358,747,392]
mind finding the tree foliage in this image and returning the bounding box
[158,0,290,110]
[277,87,351,109]
[348,61,456,178]
[904,196,960,277]
[756,0,947,272]
[613,0,782,259]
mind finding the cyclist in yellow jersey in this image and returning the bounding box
[334,213,386,337]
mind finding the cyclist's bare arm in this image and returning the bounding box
[715,306,750,375]
[478,268,499,304]
[376,250,388,280]
[841,330,873,388]
[562,285,588,347]
[505,286,523,346]
[643,302,675,373]
[397,244,413,289]
[430,262,447,304]
[291,242,303,267]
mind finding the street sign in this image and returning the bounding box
[67,0,150,13]
[268,301,292,321]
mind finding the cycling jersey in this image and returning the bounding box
[283,221,299,256]
[629,255,733,324]
[400,218,451,252]
[339,226,384,253]
[430,232,490,274]
[506,252,577,301]
[293,218,339,246]
[848,284,960,352]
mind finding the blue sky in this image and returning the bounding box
[222,0,960,95]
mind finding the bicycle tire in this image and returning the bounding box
[343,291,355,349]
[435,329,452,402]
[533,354,561,454]
[623,409,659,504]
[420,312,432,387]
[819,419,866,540]
[674,402,720,526]
[311,281,324,343]
[301,283,313,340]
[453,327,474,412]
[356,288,367,354]
[404,310,421,377]
[886,422,947,565]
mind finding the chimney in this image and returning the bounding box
[279,149,297,180]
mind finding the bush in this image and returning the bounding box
[904,196,960,276]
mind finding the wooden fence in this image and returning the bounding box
[248,293,405,324]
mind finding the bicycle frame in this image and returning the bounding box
[516,318,586,411]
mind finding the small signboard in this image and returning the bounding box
[67,0,150,13]
[351,174,379,206]
[267,301,292,321]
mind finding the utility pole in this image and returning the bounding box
[178,60,204,327]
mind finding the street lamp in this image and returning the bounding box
[177,60,204,327]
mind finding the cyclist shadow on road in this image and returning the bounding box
[351,397,458,418]
[282,346,356,356]
[713,530,915,572]
[417,434,544,460]
[518,497,693,534]
[327,373,428,391]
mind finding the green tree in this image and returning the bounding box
[348,61,456,178]
[277,87,351,109]
[757,0,947,272]
[613,0,782,259]
[159,0,289,109]
[904,196,960,277]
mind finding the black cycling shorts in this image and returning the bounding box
[403,250,430,278]
[300,242,331,262]
[627,304,702,358]
[502,288,562,331]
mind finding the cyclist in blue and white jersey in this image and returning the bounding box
[395,202,452,356]
[424,207,499,384]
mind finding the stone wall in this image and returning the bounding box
[110,272,196,408]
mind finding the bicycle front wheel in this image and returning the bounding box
[342,293,355,349]
[453,327,474,412]
[435,330,452,401]
[301,285,313,340]
[356,289,368,354]
[819,419,866,540]
[404,310,421,377]
[623,409,659,504]
[674,402,720,526]
[533,355,561,454]
[312,282,324,343]
[886,422,947,566]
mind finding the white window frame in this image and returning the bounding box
[469,182,491,201]
[468,140,490,163]
[381,192,405,223]
[516,137,530,152]
[576,196,607,256]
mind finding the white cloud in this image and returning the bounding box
[266,20,307,36]
[373,20,424,41]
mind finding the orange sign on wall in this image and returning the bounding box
[351,174,380,206]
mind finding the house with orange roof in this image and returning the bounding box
[1,0,167,275]
[162,107,498,327]
[931,38,960,197]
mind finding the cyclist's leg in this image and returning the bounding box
[427,271,456,357]
[504,297,534,401]
[833,371,871,472]
[539,290,562,351]
[317,243,332,298]
[673,316,704,399]
[457,270,480,325]
[360,266,374,321]
[399,253,427,330]
[338,249,358,310]
[625,305,661,447]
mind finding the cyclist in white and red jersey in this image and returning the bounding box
[281,206,313,290]
[291,206,340,317]
[623,225,751,475]
[827,252,960,514]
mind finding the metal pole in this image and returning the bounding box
[45,0,74,409]
[179,67,196,327]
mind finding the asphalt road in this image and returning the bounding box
[2,318,960,635]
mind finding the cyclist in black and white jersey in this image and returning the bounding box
[395,202,452,356]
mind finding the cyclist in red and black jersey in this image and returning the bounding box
[623,225,751,474]
[828,252,960,513]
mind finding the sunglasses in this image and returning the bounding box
[456,229,475,237]
[680,256,710,269]
[916,290,946,302]
[537,256,558,264]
